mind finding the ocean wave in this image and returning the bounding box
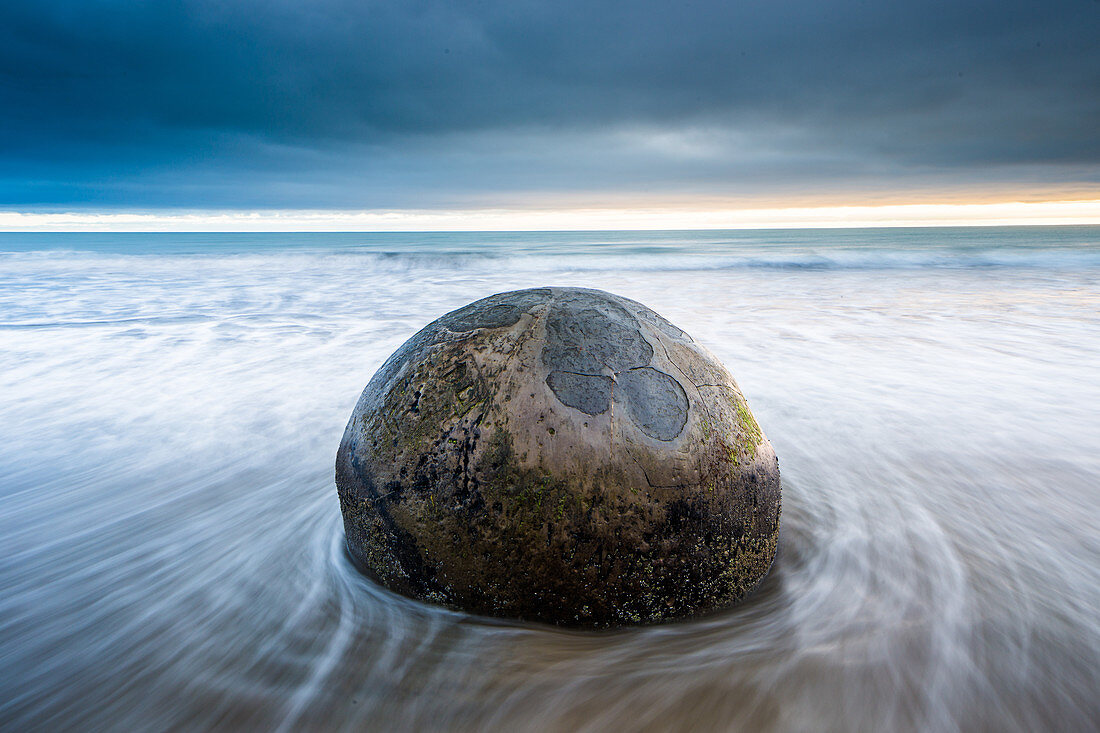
[2,234,1099,730]
[5,242,1100,273]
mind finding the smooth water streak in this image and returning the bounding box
[1,229,1098,731]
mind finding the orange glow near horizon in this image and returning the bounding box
[3,199,1100,231]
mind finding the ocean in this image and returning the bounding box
[1,227,1098,731]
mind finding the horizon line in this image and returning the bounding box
[3,199,1100,232]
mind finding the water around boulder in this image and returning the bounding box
[336,287,780,626]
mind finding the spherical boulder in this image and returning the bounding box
[336,287,780,626]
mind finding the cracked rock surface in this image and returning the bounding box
[336,287,781,627]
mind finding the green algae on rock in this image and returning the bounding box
[335,287,781,627]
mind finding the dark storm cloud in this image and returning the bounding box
[1,0,1098,207]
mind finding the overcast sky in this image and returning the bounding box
[2,0,1099,211]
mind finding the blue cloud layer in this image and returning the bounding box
[2,0,1098,208]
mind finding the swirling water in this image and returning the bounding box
[1,228,1098,731]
